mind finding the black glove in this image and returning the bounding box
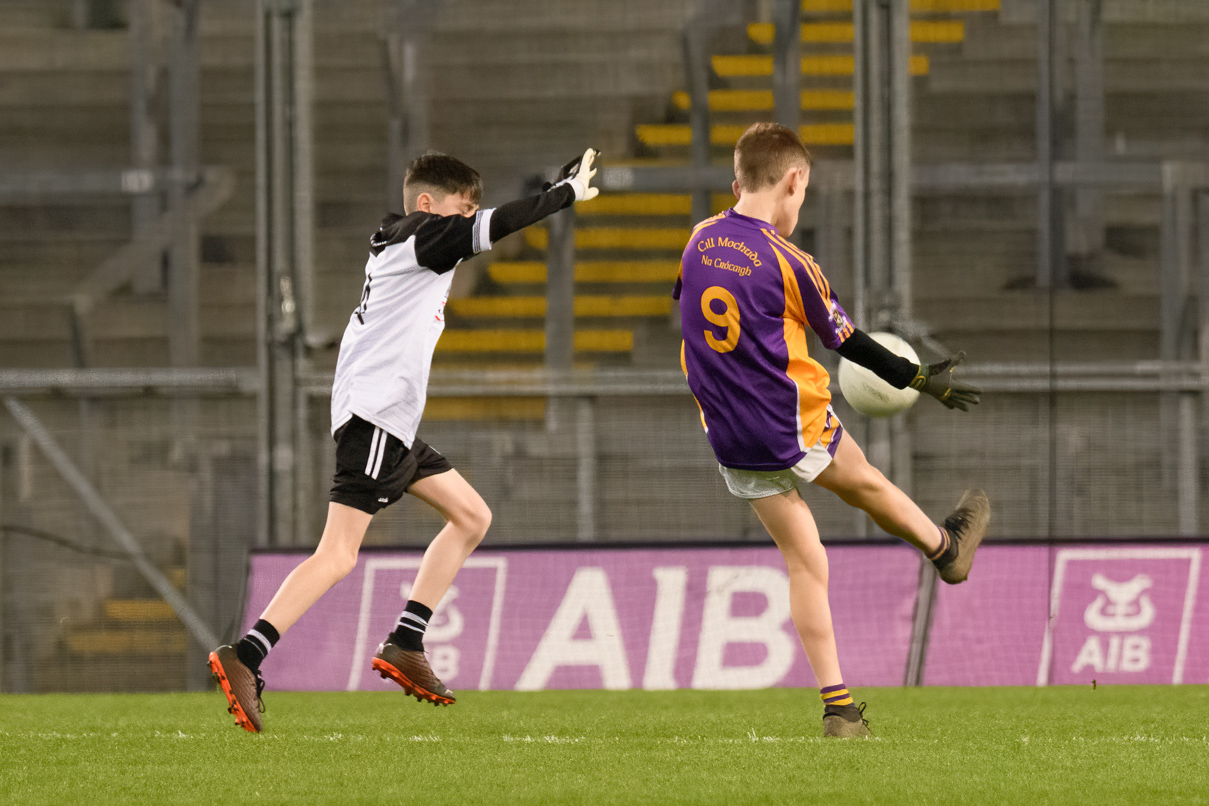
[909,352,981,411]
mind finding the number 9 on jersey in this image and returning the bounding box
[701,286,741,353]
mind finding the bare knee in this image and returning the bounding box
[467,500,492,541]
[781,540,829,585]
[313,542,359,581]
[451,499,492,546]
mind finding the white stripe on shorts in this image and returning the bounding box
[365,427,386,478]
[372,429,388,479]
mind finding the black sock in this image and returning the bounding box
[236,619,280,671]
[929,526,959,569]
[387,600,433,652]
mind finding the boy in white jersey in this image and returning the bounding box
[209,149,600,732]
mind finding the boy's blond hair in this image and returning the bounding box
[733,123,813,193]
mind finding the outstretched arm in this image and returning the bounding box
[486,183,575,244]
[835,329,917,389]
[836,329,981,411]
[488,147,600,242]
[389,148,599,273]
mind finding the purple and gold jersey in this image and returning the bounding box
[673,209,855,470]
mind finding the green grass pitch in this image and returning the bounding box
[2,686,1207,805]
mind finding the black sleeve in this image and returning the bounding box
[415,183,574,270]
[411,213,485,273]
[835,329,919,389]
[487,184,575,243]
[369,184,577,274]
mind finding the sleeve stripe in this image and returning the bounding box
[770,232,830,300]
[690,213,727,239]
[768,230,827,296]
[803,252,831,301]
[766,230,828,302]
[473,208,495,254]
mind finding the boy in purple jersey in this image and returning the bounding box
[674,123,989,738]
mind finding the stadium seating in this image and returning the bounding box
[448,0,994,366]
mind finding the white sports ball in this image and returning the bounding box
[837,332,921,418]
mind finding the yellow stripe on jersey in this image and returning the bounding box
[774,232,828,295]
[763,229,828,303]
[769,241,832,451]
[681,339,710,434]
[767,230,832,302]
[690,212,728,240]
[820,408,845,453]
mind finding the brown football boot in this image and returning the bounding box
[935,488,991,584]
[822,702,872,738]
[208,645,265,733]
[372,642,456,705]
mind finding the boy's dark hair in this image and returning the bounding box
[403,151,483,213]
[733,123,813,193]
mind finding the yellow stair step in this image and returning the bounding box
[448,295,673,318]
[712,53,929,77]
[524,227,692,251]
[802,0,856,10]
[577,193,735,216]
[437,329,634,354]
[64,627,186,656]
[104,599,177,622]
[672,89,855,112]
[578,193,692,216]
[636,122,855,148]
[910,0,997,9]
[748,20,963,45]
[424,397,545,421]
[489,260,683,285]
[803,0,997,11]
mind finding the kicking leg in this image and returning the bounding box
[812,433,942,555]
[813,433,990,583]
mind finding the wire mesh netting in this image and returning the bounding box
[0,397,258,691]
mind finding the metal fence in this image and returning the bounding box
[2,364,1208,692]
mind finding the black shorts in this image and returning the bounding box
[329,416,453,515]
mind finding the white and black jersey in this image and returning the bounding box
[331,184,575,447]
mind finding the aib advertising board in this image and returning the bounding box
[243,543,1208,691]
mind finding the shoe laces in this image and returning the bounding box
[855,701,870,728]
[944,511,968,541]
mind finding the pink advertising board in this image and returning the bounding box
[925,545,1208,686]
[245,544,919,692]
[244,543,1209,691]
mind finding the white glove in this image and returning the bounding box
[552,147,600,202]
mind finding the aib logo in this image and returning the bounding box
[1072,573,1155,674]
[1039,548,1201,686]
